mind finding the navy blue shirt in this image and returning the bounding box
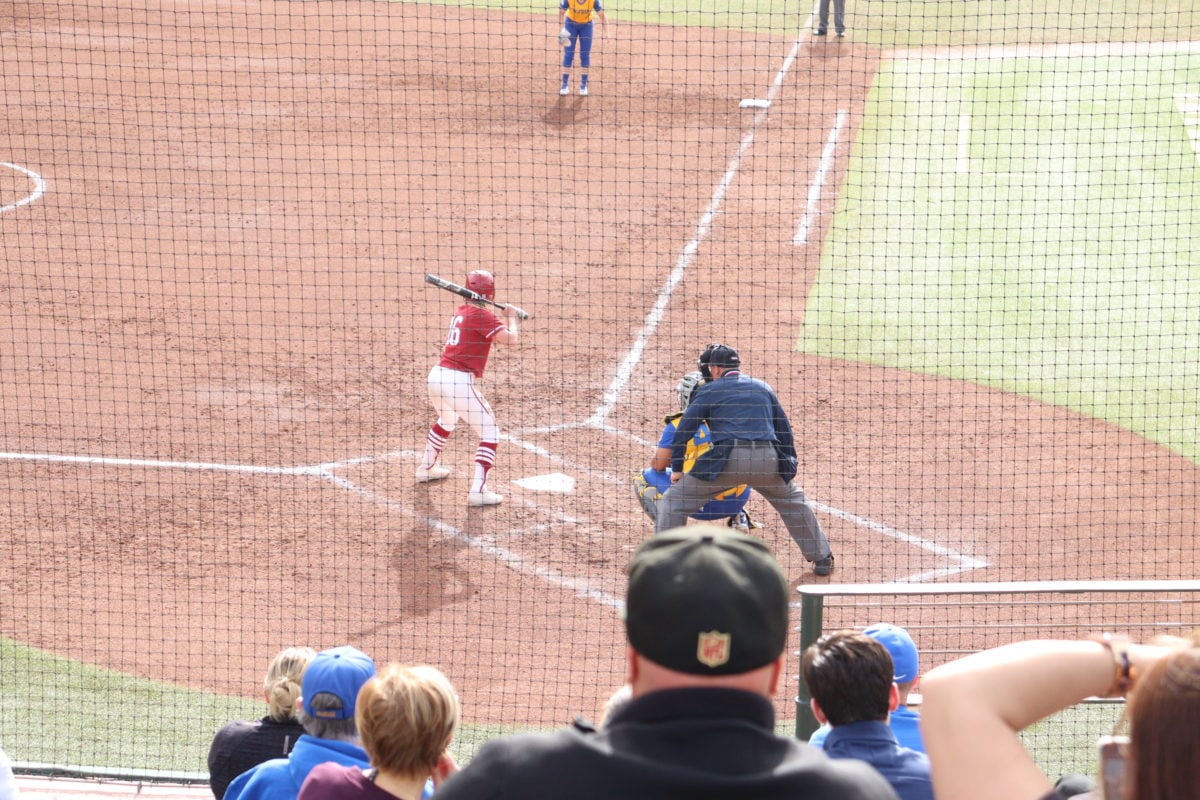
[670,370,799,481]
[823,721,934,800]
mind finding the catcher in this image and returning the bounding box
[634,371,759,532]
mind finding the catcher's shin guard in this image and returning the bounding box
[633,472,662,522]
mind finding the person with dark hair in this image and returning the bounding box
[208,647,317,799]
[802,631,933,800]
[297,664,460,800]
[433,525,898,800]
[920,633,1200,800]
[809,623,925,752]
[224,646,377,800]
[655,344,834,576]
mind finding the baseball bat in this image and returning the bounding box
[423,273,530,320]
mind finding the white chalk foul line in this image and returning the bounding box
[322,471,624,610]
[811,500,988,583]
[0,450,323,475]
[793,109,847,245]
[0,162,47,215]
[589,29,812,428]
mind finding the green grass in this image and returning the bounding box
[390,0,1200,40]
[0,638,258,776]
[0,637,533,776]
[798,49,1200,462]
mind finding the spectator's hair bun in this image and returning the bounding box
[263,646,317,721]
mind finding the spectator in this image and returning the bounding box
[0,743,17,800]
[224,646,376,800]
[209,647,316,799]
[297,664,459,800]
[920,633,1199,800]
[801,630,933,800]
[434,525,899,800]
[808,623,924,752]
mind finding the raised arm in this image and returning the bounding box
[921,638,1180,800]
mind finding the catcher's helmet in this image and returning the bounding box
[697,343,740,379]
[676,370,704,410]
[465,270,496,300]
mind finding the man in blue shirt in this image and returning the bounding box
[223,646,376,800]
[802,631,934,800]
[655,343,834,576]
[808,623,925,753]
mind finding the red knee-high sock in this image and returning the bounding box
[422,422,451,469]
[471,441,498,492]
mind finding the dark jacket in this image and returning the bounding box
[208,717,305,799]
[434,687,899,800]
[670,371,799,482]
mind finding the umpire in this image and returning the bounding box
[656,344,835,576]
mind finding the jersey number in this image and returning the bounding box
[445,315,464,346]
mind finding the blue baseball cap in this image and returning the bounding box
[864,623,919,683]
[301,645,376,720]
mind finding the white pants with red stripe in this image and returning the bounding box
[427,365,499,440]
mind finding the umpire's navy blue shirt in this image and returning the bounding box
[669,370,799,482]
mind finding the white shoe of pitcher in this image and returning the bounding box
[467,490,503,507]
[415,465,451,483]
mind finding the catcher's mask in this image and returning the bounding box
[676,371,704,411]
[466,270,496,300]
[697,343,740,380]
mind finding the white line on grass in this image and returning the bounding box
[793,109,847,245]
[957,113,971,173]
[0,162,46,214]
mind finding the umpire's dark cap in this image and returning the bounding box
[699,343,740,369]
[624,525,789,676]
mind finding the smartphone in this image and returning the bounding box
[1098,735,1130,800]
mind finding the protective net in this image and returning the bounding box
[0,0,1197,779]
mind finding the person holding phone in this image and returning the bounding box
[919,633,1200,800]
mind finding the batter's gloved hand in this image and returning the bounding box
[558,27,571,47]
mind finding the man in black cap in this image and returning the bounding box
[433,525,899,800]
[656,343,835,576]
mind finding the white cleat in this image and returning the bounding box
[467,490,503,507]
[579,85,588,96]
[416,466,451,483]
[559,85,570,96]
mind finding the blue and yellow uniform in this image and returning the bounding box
[639,411,750,522]
[558,0,605,95]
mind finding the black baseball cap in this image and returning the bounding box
[625,525,790,676]
[698,343,740,369]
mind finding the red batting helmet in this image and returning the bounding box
[465,270,496,300]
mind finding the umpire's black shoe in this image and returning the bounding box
[813,28,827,35]
[812,555,835,577]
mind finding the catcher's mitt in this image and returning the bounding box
[558,27,571,47]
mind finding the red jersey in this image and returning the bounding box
[437,303,506,377]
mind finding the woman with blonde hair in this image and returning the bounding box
[297,664,460,800]
[208,647,316,799]
[920,632,1200,800]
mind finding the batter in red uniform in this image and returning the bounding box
[418,270,522,506]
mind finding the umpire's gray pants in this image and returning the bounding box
[654,441,831,562]
[817,0,846,32]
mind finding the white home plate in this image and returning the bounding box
[739,98,770,109]
[514,472,576,493]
